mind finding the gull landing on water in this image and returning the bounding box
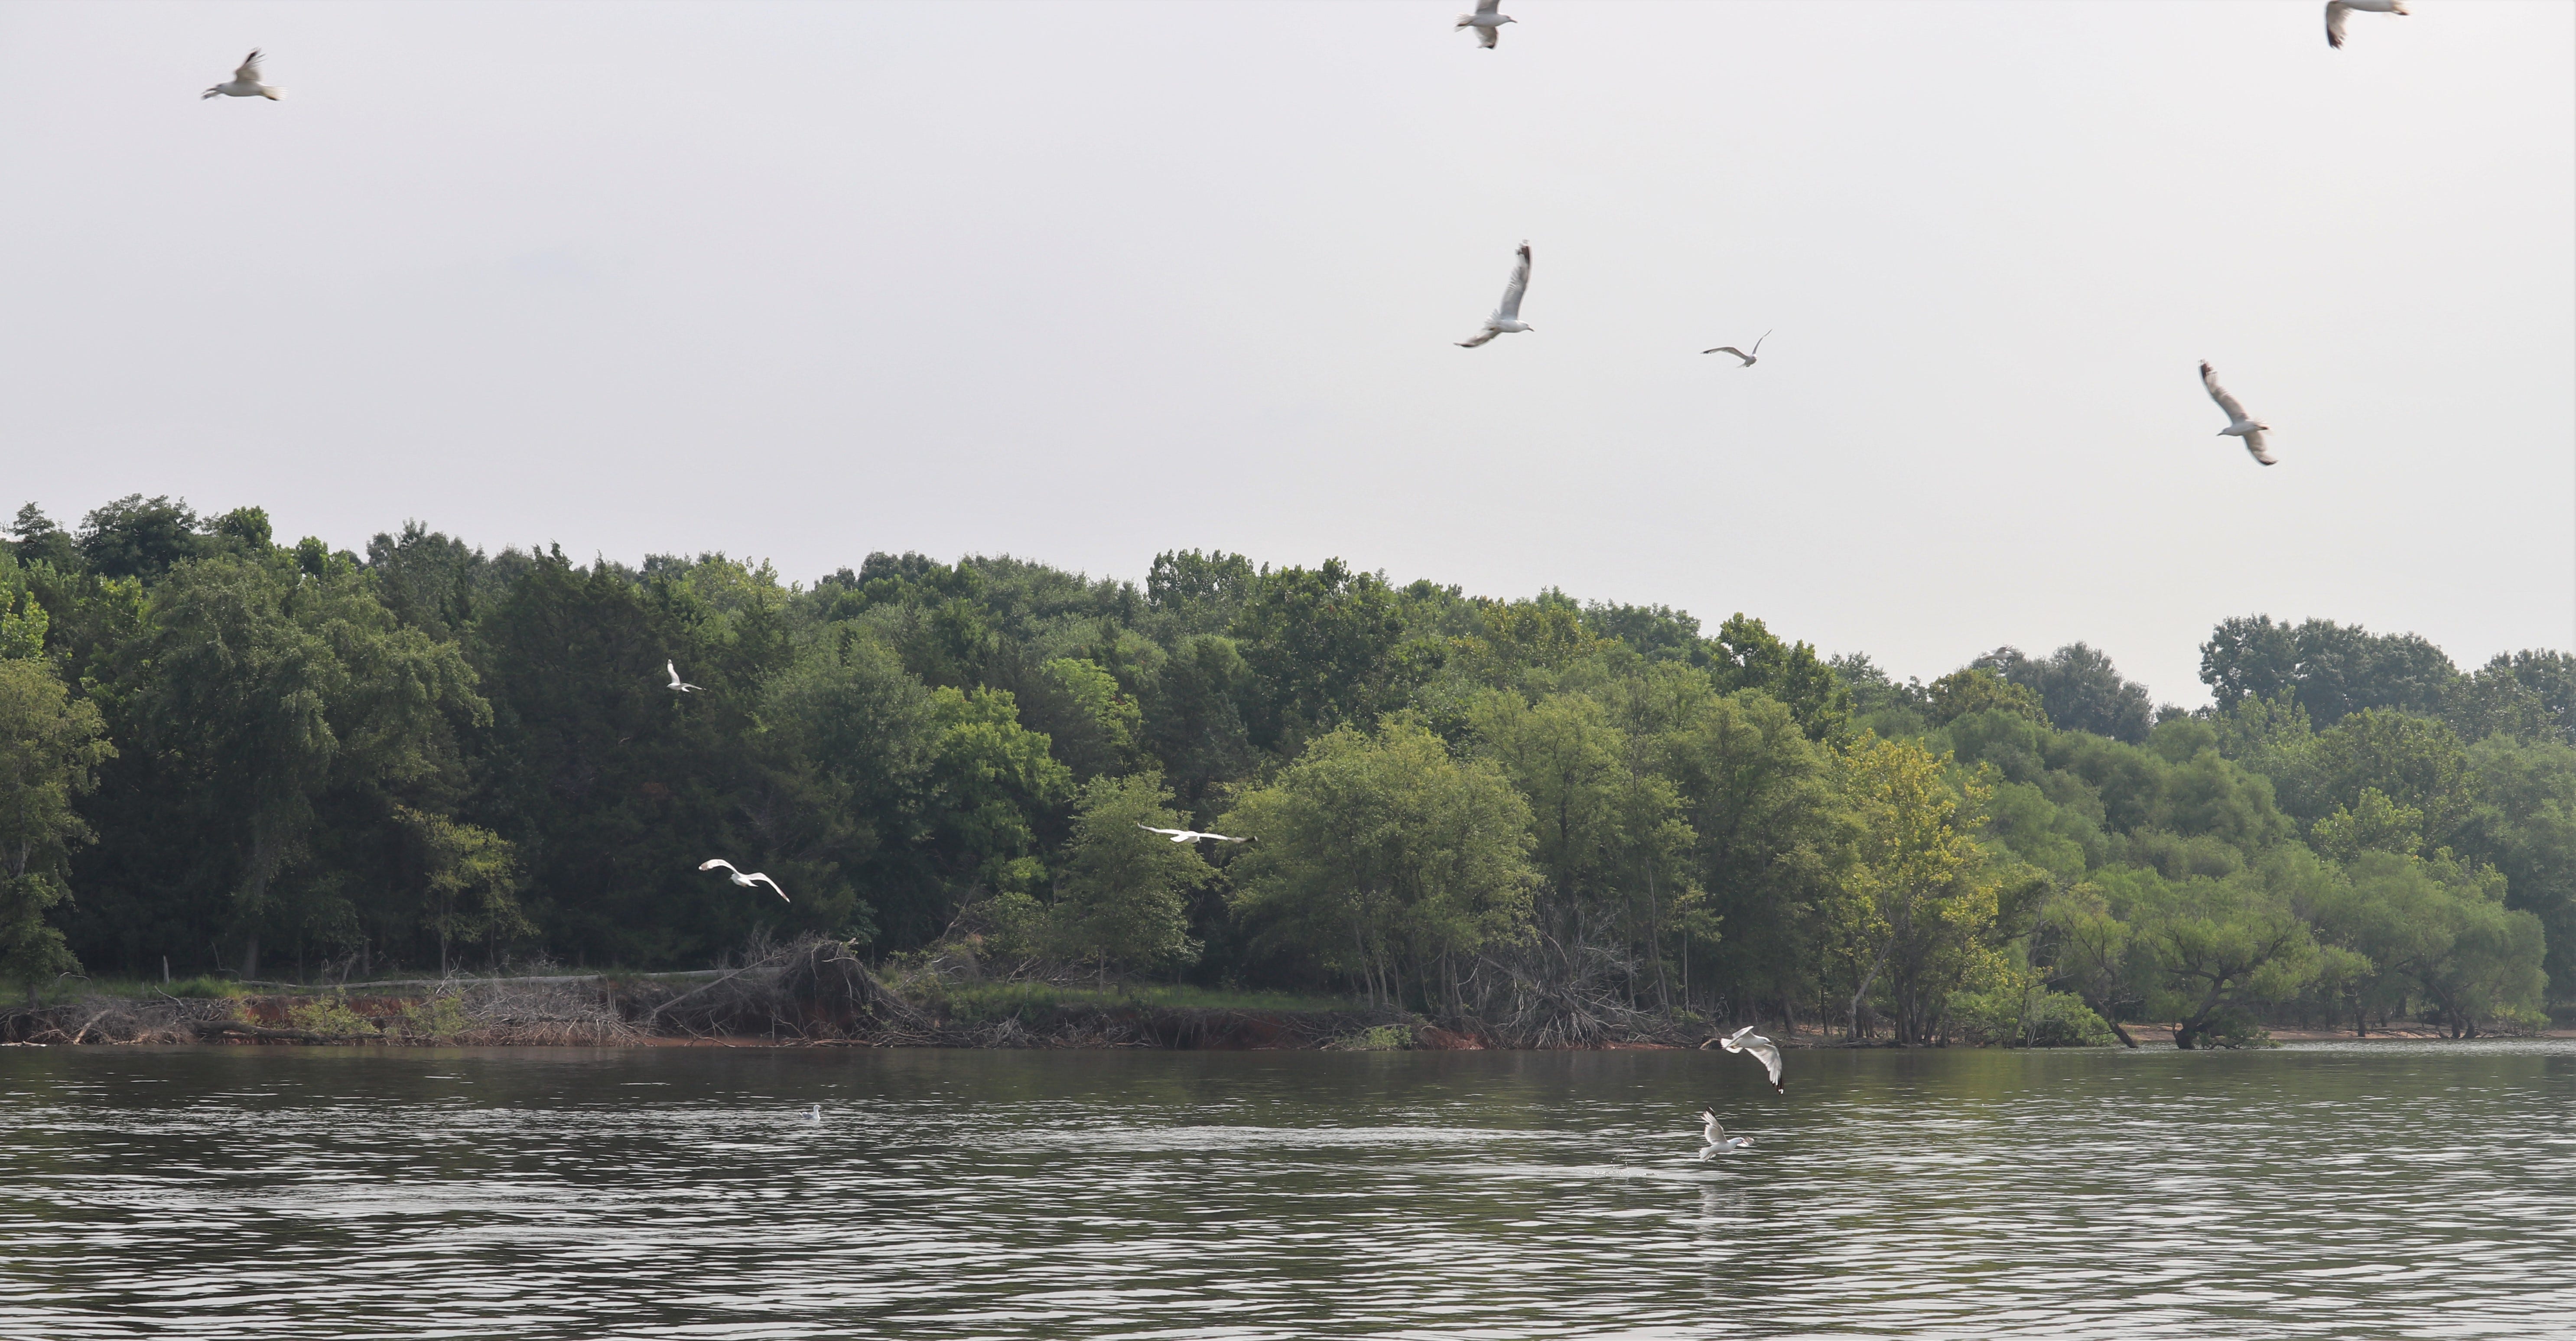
[667,661,701,693]
[2199,361,2277,466]
[1456,0,1516,49]
[2326,0,2407,49]
[1136,824,1254,845]
[1703,1025,1786,1094]
[1698,1108,1754,1160]
[698,859,788,902]
[203,51,282,100]
[1457,242,1533,348]
[1703,331,1770,367]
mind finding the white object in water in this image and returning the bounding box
[203,50,282,101]
[1457,242,1534,348]
[2199,361,2276,466]
[1703,331,1770,366]
[2326,0,2407,49]
[1703,1024,1786,1094]
[667,661,701,693]
[810,1104,822,1123]
[1698,1108,1754,1159]
[1135,824,1254,845]
[698,859,788,902]
[1456,0,1516,49]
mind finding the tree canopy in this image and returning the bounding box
[5,494,2567,1042]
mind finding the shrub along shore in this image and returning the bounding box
[4,939,2556,1051]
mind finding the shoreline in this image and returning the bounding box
[7,986,2567,1051]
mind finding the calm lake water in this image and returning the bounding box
[2,1041,2572,1339]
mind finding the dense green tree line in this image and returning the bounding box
[4,494,2571,1041]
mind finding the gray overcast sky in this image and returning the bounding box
[3,0,2569,705]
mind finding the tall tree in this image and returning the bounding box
[0,658,114,994]
[1222,720,1535,1009]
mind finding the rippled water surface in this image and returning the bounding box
[4,1041,2573,1338]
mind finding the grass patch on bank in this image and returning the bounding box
[926,982,1360,1022]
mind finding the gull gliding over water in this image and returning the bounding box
[2199,361,2277,466]
[203,51,282,100]
[1136,824,1255,845]
[1702,331,1770,366]
[1698,1109,1754,1160]
[698,859,789,902]
[1704,1025,1786,1094]
[2326,0,2407,49]
[667,661,701,693]
[1457,242,1533,348]
[1456,0,1516,49]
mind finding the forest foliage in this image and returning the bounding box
[5,495,2573,1043]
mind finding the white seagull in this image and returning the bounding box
[1702,331,1771,367]
[698,859,788,902]
[1456,0,1516,49]
[203,50,283,101]
[2199,361,2277,466]
[1136,824,1255,845]
[667,661,701,693]
[2326,0,2407,49]
[1457,242,1534,348]
[1703,1025,1786,1094]
[809,1104,823,1123]
[1698,1108,1754,1159]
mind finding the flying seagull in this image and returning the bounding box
[1703,1024,1786,1094]
[2199,361,2276,465]
[1457,242,1534,348]
[698,859,788,902]
[2326,0,2407,49]
[1136,824,1255,845]
[1698,1108,1754,1160]
[667,661,701,693]
[1456,0,1516,49]
[203,50,283,101]
[1702,331,1771,366]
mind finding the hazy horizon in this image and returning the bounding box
[4,0,2569,705]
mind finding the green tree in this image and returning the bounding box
[1711,614,1850,740]
[1231,558,1418,752]
[394,806,531,975]
[116,555,485,978]
[0,659,114,995]
[1975,642,2155,743]
[1048,772,1210,983]
[1927,667,2047,727]
[1827,734,1999,1042]
[1222,720,1535,1010]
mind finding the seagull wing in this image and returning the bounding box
[235,50,264,82]
[1744,1036,1786,1091]
[1750,329,1770,356]
[2242,431,2277,466]
[1200,831,1253,843]
[1477,24,1499,48]
[697,858,742,876]
[1457,327,1499,348]
[2326,1,2351,47]
[1136,824,1189,838]
[747,873,790,902]
[1493,242,1531,321]
[1476,0,1501,15]
[2199,361,2253,425]
[1704,347,1749,362]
